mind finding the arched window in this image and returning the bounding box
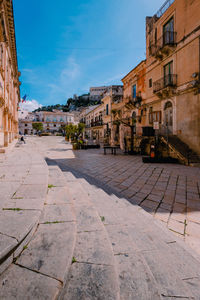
[164,101,172,110]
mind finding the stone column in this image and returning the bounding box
[3,108,8,147]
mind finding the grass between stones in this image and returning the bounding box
[43,221,66,224]
[72,256,77,264]
[2,208,23,211]
[100,216,105,222]
[48,184,56,189]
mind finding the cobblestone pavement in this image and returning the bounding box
[35,136,200,256]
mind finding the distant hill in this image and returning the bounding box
[34,94,101,112]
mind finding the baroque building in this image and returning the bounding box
[0,0,20,148]
[19,110,78,135]
[146,0,200,154]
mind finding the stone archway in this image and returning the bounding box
[164,101,173,133]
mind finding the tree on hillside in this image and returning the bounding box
[32,122,43,133]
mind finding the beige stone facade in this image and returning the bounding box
[120,60,146,151]
[85,104,104,143]
[0,0,20,147]
[146,0,200,153]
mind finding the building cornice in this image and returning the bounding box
[1,0,19,79]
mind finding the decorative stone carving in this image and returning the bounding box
[0,96,4,107]
[4,106,8,114]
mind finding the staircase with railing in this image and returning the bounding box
[158,125,200,165]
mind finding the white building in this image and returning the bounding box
[89,85,123,101]
[19,110,78,135]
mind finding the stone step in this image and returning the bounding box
[0,165,76,299]
[0,149,49,276]
[58,172,120,299]
[81,178,200,299]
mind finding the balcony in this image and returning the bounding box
[153,74,177,97]
[125,95,142,109]
[149,31,177,59]
[112,95,123,103]
[91,120,103,127]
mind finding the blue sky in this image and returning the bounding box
[13,0,164,110]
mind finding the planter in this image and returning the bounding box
[72,143,80,150]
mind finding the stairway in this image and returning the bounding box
[161,134,200,165]
[1,162,200,299]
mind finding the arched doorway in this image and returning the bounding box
[164,101,173,133]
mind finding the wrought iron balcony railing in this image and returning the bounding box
[153,74,177,93]
[91,120,103,127]
[156,0,175,18]
[149,31,177,57]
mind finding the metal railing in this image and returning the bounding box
[156,0,175,18]
[91,120,103,127]
[149,31,177,56]
[153,74,177,93]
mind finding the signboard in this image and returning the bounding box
[153,122,159,130]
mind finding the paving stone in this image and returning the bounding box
[186,221,200,238]
[159,202,172,211]
[0,234,17,260]
[170,211,186,223]
[173,203,186,213]
[168,219,185,235]
[140,200,159,210]
[73,230,115,265]
[141,249,197,298]
[187,199,200,210]
[114,253,161,300]
[0,210,41,242]
[185,237,200,259]
[155,208,170,223]
[17,223,76,282]
[46,186,72,205]
[74,204,103,232]
[129,196,142,205]
[29,165,49,175]
[0,182,21,198]
[23,174,48,185]
[0,264,60,300]
[14,184,47,199]
[40,204,75,223]
[59,263,119,300]
[147,194,162,202]
[175,194,186,204]
[3,198,44,211]
[186,208,200,224]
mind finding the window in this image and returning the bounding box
[149,111,162,124]
[132,84,136,99]
[155,28,157,45]
[164,61,173,86]
[106,104,109,115]
[149,78,152,88]
[54,124,56,127]
[163,17,174,45]
[25,124,27,127]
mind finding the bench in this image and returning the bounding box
[103,146,120,155]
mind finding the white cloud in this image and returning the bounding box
[60,57,80,81]
[47,56,81,102]
[20,99,42,112]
